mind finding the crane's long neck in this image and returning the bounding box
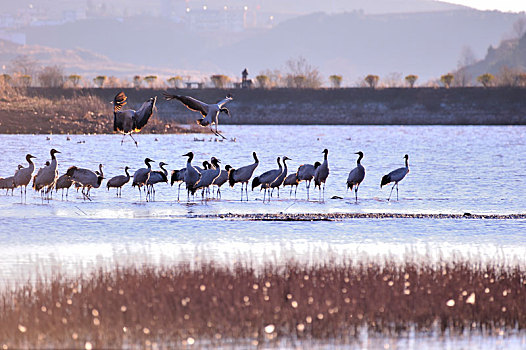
[160,164,168,176]
[282,159,288,176]
[405,157,409,168]
[357,153,363,165]
[253,152,259,164]
[125,168,130,178]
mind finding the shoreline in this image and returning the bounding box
[196,212,526,221]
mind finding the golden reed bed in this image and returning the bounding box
[1,259,525,348]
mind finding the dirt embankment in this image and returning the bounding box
[0,87,525,134]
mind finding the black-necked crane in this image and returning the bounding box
[55,173,73,199]
[297,161,321,200]
[66,164,104,201]
[170,168,186,201]
[314,149,330,201]
[381,154,410,201]
[33,149,60,199]
[182,152,202,201]
[163,92,232,139]
[107,166,131,197]
[13,154,36,199]
[132,158,154,199]
[113,91,157,147]
[346,151,366,203]
[212,165,232,199]
[269,156,291,198]
[252,157,282,202]
[228,152,259,201]
[194,157,221,199]
[146,162,169,200]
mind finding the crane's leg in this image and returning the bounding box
[295,185,297,198]
[396,183,399,201]
[245,184,249,201]
[306,181,310,200]
[178,183,182,201]
[355,186,359,203]
[129,134,138,147]
[388,183,396,201]
[121,134,126,145]
[218,187,221,199]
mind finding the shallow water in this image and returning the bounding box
[0,125,525,277]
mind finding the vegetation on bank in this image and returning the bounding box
[0,82,200,134]
[0,258,524,348]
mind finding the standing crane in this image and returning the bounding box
[182,152,202,201]
[228,152,259,201]
[66,164,104,201]
[132,158,154,199]
[107,166,131,197]
[252,157,282,202]
[13,154,36,199]
[314,149,330,201]
[346,151,366,203]
[33,149,60,199]
[381,154,410,201]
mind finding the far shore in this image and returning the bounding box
[0,86,525,134]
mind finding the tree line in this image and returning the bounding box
[2,55,525,90]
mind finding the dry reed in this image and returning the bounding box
[0,259,525,348]
[0,86,198,134]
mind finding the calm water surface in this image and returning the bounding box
[0,125,525,278]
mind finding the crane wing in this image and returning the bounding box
[133,97,156,131]
[164,93,209,117]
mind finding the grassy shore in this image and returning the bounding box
[0,84,200,134]
[1,259,525,348]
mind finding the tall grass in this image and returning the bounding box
[0,259,525,348]
[0,85,198,134]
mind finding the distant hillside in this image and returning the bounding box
[213,10,521,83]
[461,33,526,80]
[18,9,520,83]
[0,39,205,82]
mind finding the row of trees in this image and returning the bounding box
[3,55,526,89]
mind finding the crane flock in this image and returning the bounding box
[0,148,410,203]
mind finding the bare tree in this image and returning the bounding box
[329,75,342,88]
[260,69,282,88]
[93,75,107,88]
[382,72,402,87]
[440,73,454,88]
[133,75,142,88]
[404,75,418,88]
[477,73,495,88]
[68,75,81,87]
[143,75,158,88]
[210,75,230,89]
[255,75,270,89]
[284,56,322,89]
[167,76,183,88]
[364,75,379,88]
[455,45,477,86]
[38,65,65,88]
[8,55,39,77]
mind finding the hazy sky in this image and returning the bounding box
[443,0,526,12]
